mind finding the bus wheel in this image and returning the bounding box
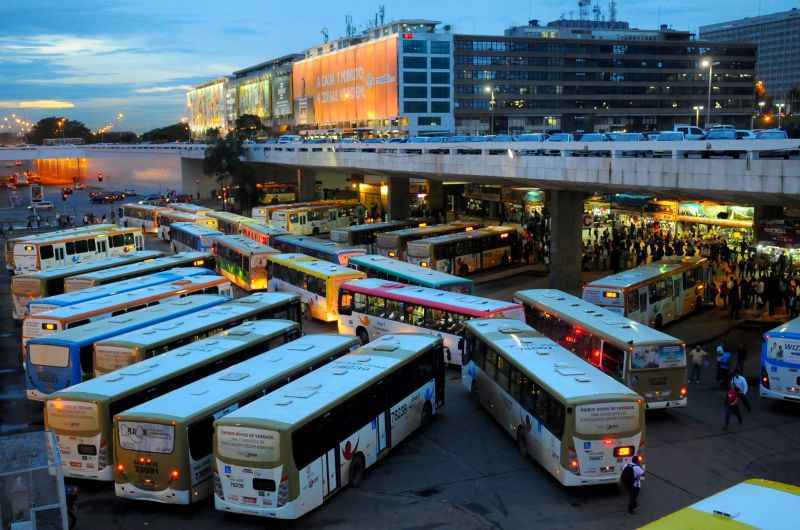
[356,328,369,345]
[516,428,527,458]
[349,453,366,488]
[421,402,433,429]
[655,314,663,329]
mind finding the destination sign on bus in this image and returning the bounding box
[118,421,175,454]
[46,400,98,431]
[217,426,280,461]
[575,402,640,435]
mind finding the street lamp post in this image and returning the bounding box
[484,85,496,136]
[692,105,704,128]
[776,103,786,128]
[701,59,718,128]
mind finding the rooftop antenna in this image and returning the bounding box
[321,27,329,43]
[579,0,591,20]
[593,1,603,21]
[345,15,355,38]
[378,4,385,26]
[608,0,617,22]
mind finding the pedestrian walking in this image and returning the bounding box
[731,369,751,413]
[723,381,743,430]
[621,455,645,514]
[716,345,732,389]
[688,345,707,384]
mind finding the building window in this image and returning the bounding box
[418,116,442,126]
[403,56,427,69]
[431,72,450,84]
[404,101,428,113]
[431,86,450,98]
[403,40,427,53]
[404,71,427,84]
[404,86,427,98]
[431,57,450,70]
[431,101,450,113]
[430,41,451,54]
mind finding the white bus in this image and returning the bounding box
[44,319,300,480]
[582,256,711,328]
[207,211,255,235]
[213,333,446,519]
[337,277,525,365]
[6,224,119,271]
[119,203,172,233]
[761,317,800,402]
[515,289,687,409]
[169,222,223,253]
[462,318,645,487]
[168,203,214,216]
[113,334,358,503]
[405,226,520,275]
[330,220,419,253]
[270,204,353,236]
[157,211,218,241]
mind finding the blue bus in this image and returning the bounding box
[169,222,223,253]
[28,267,212,315]
[270,234,365,266]
[348,254,474,293]
[25,294,229,401]
[761,317,800,403]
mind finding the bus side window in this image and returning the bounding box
[639,291,647,311]
[509,367,522,401]
[40,245,54,260]
[496,354,510,391]
[520,376,536,414]
[354,293,368,313]
[484,348,497,380]
[65,242,75,256]
[626,291,639,313]
[339,291,353,315]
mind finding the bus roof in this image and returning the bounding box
[465,319,640,402]
[94,292,297,350]
[218,334,439,429]
[268,253,364,279]
[27,295,229,348]
[32,267,211,309]
[214,235,277,255]
[764,316,800,338]
[639,479,800,530]
[168,203,211,214]
[118,334,359,422]
[207,211,252,223]
[379,221,479,240]
[47,320,298,403]
[514,290,682,347]
[169,222,223,237]
[16,225,139,245]
[584,256,708,290]
[242,223,287,236]
[348,254,473,288]
[273,234,361,256]
[122,203,170,212]
[33,275,226,320]
[342,278,520,317]
[10,224,118,243]
[332,220,414,235]
[15,251,163,281]
[64,252,210,284]
[407,225,516,247]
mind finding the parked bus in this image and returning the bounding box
[257,182,296,204]
[271,234,365,265]
[267,253,365,322]
[213,333,445,519]
[119,203,172,234]
[270,204,354,236]
[375,221,483,260]
[639,479,800,529]
[26,295,229,400]
[157,211,218,240]
[208,211,255,235]
[113,334,358,504]
[240,222,287,246]
[169,222,223,253]
[11,250,163,320]
[406,226,520,275]
[44,320,300,480]
[93,292,302,375]
[24,274,231,353]
[582,256,711,328]
[213,235,277,291]
[348,254,474,294]
[13,226,145,274]
[251,200,357,225]
[168,203,213,216]
[761,317,800,402]
[330,220,419,252]
[461,319,645,487]
[338,278,524,364]
[5,224,119,271]
[64,252,213,292]
[514,289,687,409]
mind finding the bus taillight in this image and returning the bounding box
[761,367,770,389]
[680,386,688,398]
[170,469,180,481]
[567,448,580,474]
[116,463,126,478]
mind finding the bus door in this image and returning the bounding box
[322,445,339,497]
[638,289,647,319]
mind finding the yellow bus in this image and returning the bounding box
[267,253,365,322]
[113,334,358,503]
[157,211,218,241]
[119,203,173,234]
[213,235,278,291]
[207,211,255,235]
[43,319,300,481]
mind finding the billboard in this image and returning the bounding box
[292,36,398,125]
[237,76,271,119]
[271,73,292,117]
[187,81,226,133]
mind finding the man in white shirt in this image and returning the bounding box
[732,369,751,412]
[623,455,645,514]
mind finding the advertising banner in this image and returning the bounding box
[271,74,292,116]
[187,81,226,132]
[237,77,271,119]
[292,36,398,125]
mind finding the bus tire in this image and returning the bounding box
[349,453,366,488]
[516,428,527,458]
[655,314,663,329]
[421,402,433,429]
[356,328,369,345]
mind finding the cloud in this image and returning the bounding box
[0,99,75,109]
[133,85,193,94]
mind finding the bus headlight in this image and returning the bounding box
[680,386,688,398]
[420,261,429,268]
[388,251,396,257]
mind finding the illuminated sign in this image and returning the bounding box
[187,81,226,133]
[237,77,271,119]
[271,74,292,116]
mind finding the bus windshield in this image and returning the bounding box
[216,425,280,462]
[30,343,69,367]
[631,344,686,370]
[574,401,641,436]
[118,421,175,454]
[46,400,99,432]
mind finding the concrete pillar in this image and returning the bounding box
[548,190,586,294]
[426,179,445,217]
[296,168,316,201]
[387,176,410,221]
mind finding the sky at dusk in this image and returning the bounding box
[1,0,796,132]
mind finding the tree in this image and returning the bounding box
[203,134,258,212]
[234,114,264,140]
[98,131,138,143]
[26,117,92,144]
[140,122,192,143]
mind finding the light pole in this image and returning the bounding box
[701,59,718,128]
[692,105,704,128]
[484,85,496,136]
[776,103,786,128]
[757,101,766,129]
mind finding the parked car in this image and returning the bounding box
[277,134,302,144]
[489,134,515,142]
[705,129,737,140]
[387,137,407,143]
[735,130,757,140]
[674,125,706,140]
[756,129,789,140]
[608,132,645,142]
[363,138,386,144]
[578,133,609,142]
[655,131,685,141]
[546,133,574,142]
[514,133,548,142]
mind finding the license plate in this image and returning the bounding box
[600,465,615,473]
[69,461,82,468]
